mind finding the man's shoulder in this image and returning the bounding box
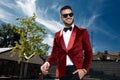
[54,30,62,37]
[55,30,61,34]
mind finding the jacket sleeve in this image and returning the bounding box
[47,33,59,67]
[82,29,93,72]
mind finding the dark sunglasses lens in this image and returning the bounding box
[62,13,73,18]
[69,13,73,17]
[63,14,68,18]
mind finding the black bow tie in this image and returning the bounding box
[63,27,72,32]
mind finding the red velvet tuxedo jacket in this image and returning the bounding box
[47,25,92,78]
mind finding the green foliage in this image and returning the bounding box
[97,52,107,61]
[0,23,19,47]
[10,14,50,63]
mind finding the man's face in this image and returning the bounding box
[61,9,74,26]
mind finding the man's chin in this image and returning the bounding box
[65,21,73,24]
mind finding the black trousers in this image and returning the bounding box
[59,65,81,80]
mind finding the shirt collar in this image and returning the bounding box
[71,23,74,28]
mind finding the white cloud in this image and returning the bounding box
[0,0,63,31]
[36,18,63,32]
[51,2,60,12]
[0,0,15,9]
[86,14,100,28]
[0,0,37,22]
[0,8,15,23]
[0,0,17,23]
[16,0,36,16]
[80,14,100,28]
[43,34,54,47]
[94,25,118,39]
[0,0,63,48]
[15,0,63,32]
[35,3,63,32]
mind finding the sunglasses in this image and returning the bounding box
[62,13,73,18]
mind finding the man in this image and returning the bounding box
[40,5,92,80]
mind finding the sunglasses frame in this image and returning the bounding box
[62,13,73,18]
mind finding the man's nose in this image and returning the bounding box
[67,15,71,18]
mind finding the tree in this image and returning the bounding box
[97,51,107,61]
[0,23,20,47]
[10,14,50,62]
[10,14,50,78]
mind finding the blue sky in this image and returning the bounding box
[0,0,120,53]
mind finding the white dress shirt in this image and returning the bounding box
[63,24,74,66]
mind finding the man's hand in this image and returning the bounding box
[73,69,87,79]
[40,62,50,75]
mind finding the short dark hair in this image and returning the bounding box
[60,5,72,14]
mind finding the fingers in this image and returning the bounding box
[41,66,48,75]
[72,69,85,79]
[72,70,78,74]
[40,62,49,75]
[41,69,48,75]
[41,64,48,71]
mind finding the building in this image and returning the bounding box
[92,52,120,61]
